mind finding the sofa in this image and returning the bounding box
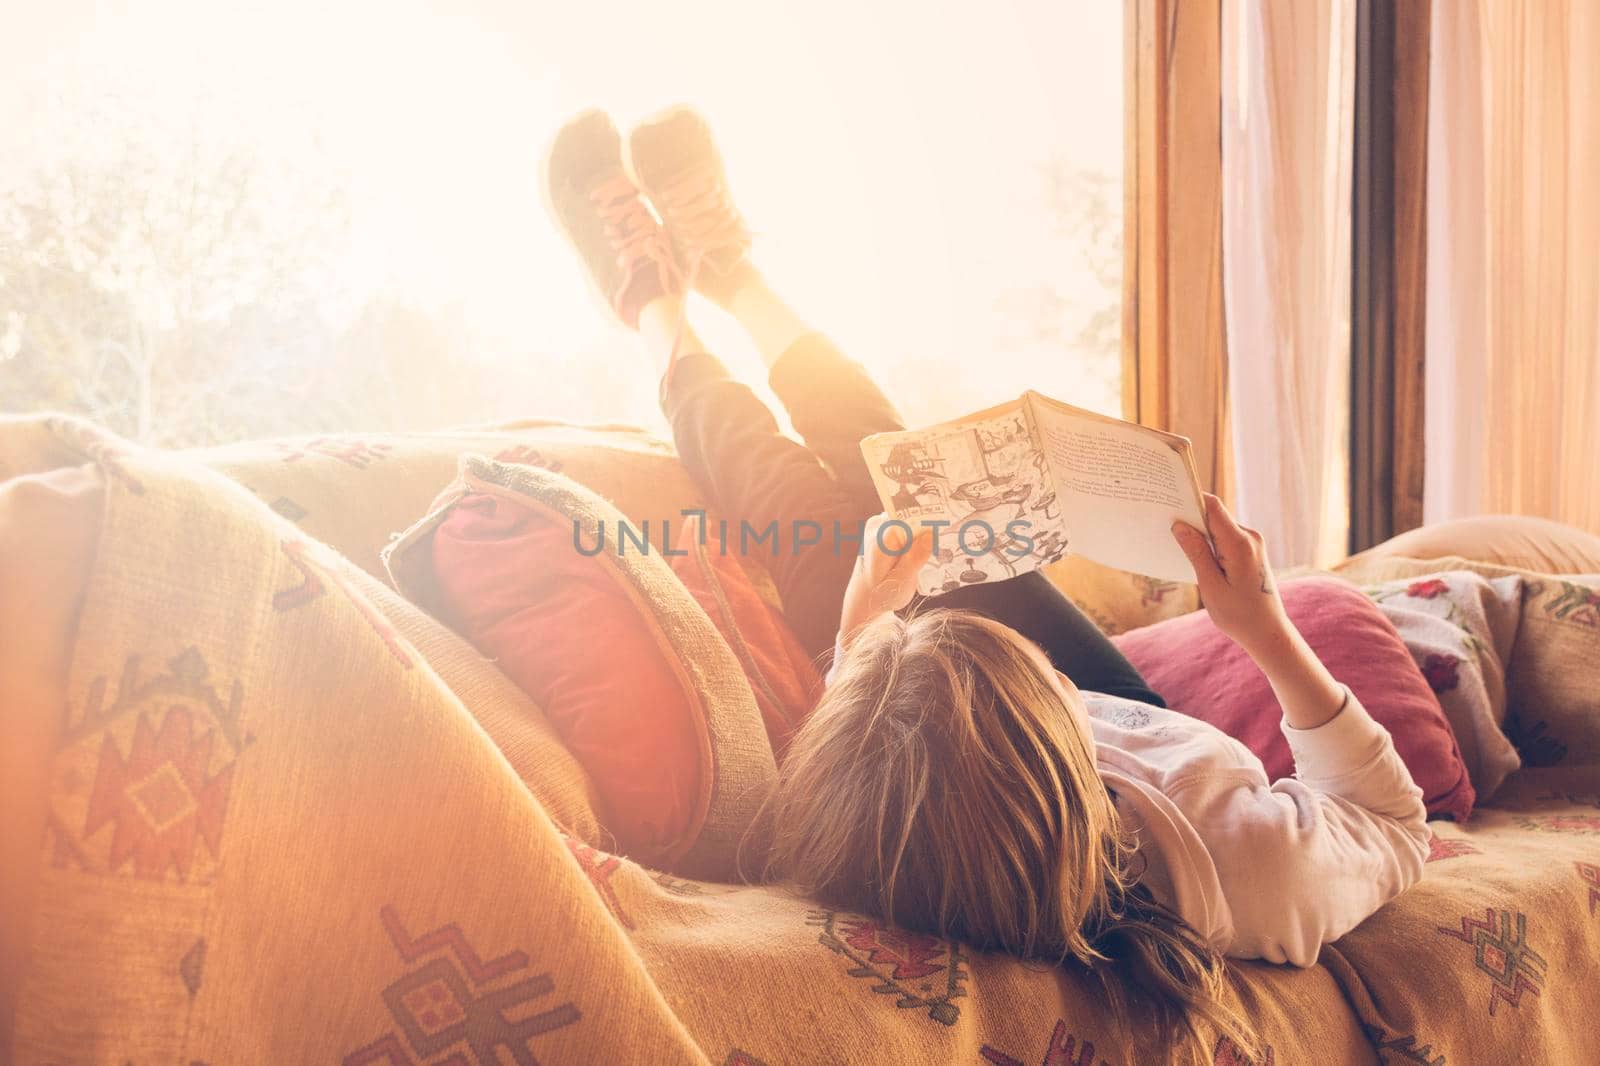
[3,413,1600,1065]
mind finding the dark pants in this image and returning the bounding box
[660,334,1164,706]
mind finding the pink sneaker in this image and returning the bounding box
[628,106,757,308]
[543,110,681,328]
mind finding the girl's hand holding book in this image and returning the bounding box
[1170,493,1289,657]
[838,515,934,647]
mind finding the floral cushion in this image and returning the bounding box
[1336,554,1600,781]
[1364,571,1525,800]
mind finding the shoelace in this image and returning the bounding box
[590,174,693,388]
[656,162,750,285]
[591,174,679,309]
[651,165,751,391]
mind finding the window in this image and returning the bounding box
[0,1,1124,446]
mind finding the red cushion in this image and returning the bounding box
[1112,577,1475,821]
[430,491,708,863]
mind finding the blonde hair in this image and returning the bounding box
[762,609,1256,1064]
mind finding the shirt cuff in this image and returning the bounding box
[824,634,846,685]
[1279,688,1389,783]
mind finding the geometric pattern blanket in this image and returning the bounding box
[3,416,1600,1064]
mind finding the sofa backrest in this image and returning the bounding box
[183,419,1201,636]
[184,420,710,582]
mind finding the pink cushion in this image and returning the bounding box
[1112,577,1475,821]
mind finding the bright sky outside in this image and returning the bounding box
[2,0,1124,434]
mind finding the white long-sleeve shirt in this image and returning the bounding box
[1086,690,1430,966]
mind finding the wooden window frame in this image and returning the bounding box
[1349,0,1430,552]
[1127,0,1429,538]
[1122,0,1231,499]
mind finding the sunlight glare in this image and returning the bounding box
[2,0,1123,434]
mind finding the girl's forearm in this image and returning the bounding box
[1239,623,1348,730]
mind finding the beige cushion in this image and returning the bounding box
[1341,514,1600,576]
[1507,571,1600,777]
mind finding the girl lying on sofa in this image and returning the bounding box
[542,106,1429,1061]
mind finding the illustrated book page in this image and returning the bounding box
[859,399,1070,597]
[860,392,1207,596]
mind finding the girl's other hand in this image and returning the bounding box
[858,514,934,614]
[838,515,933,645]
[1170,494,1290,655]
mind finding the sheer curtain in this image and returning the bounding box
[1426,1,1600,532]
[1221,0,1356,567]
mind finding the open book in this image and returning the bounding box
[860,391,1207,597]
